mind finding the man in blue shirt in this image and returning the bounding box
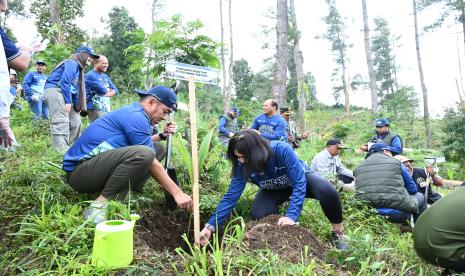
[251,99,288,142]
[23,60,48,120]
[85,55,118,122]
[218,107,239,147]
[44,45,99,150]
[360,118,403,156]
[63,85,192,223]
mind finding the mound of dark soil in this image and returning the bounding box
[136,208,193,253]
[243,215,328,263]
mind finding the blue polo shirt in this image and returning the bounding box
[23,71,48,101]
[207,141,311,226]
[62,102,154,172]
[44,60,80,106]
[251,113,288,142]
[85,69,118,111]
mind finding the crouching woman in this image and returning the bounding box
[199,129,348,250]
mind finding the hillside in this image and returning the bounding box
[0,95,459,275]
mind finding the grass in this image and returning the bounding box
[0,96,453,275]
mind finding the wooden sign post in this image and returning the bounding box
[188,76,201,243]
[165,61,219,244]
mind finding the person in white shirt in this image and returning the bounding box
[311,138,354,184]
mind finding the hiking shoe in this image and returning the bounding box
[83,202,107,224]
[331,230,349,251]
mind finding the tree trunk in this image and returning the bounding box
[144,0,160,89]
[341,54,350,114]
[49,0,62,44]
[413,0,431,147]
[455,78,464,103]
[289,0,306,130]
[460,0,465,61]
[362,0,378,116]
[224,0,233,112]
[272,0,288,105]
[219,0,229,111]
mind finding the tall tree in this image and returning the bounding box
[30,0,86,48]
[224,0,234,112]
[233,59,254,101]
[273,0,288,105]
[371,17,397,97]
[304,72,318,106]
[219,0,227,105]
[289,0,306,129]
[413,0,432,147]
[49,0,62,43]
[91,7,145,92]
[362,0,378,116]
[322,0,351,113]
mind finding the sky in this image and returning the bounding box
[9,0,465,117]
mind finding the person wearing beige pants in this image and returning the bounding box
[44,87,81,149]
[43,45,100,150]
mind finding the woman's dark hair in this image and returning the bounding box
[227,129,273,176]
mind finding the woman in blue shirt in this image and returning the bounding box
[44,46,99,149]
[200,129,348,250]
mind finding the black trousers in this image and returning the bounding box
[67,145,154,200]
[251,172,343,224]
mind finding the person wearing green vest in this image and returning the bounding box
[353,142,426,223]
[218,107,239,147]
[413,187,465,274]
[360,118,403,156]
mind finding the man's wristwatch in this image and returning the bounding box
[204,223,215,232]
[158,132,167,140]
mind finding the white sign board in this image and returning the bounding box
[165,61,219,85]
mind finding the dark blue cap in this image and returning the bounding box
[36,60,47,66]
[375,118,390,127]
[370,142,389,153]
[232,107,240,114]
[135,85,177,111]
[75,45,99,59]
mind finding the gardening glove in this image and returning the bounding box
[0,117,16,149]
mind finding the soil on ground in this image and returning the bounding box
[136,207,193,252]
[243,215,328,263]
[133,210,329,273]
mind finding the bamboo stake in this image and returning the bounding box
[188,77,200,244]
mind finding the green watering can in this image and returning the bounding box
[92,214,140,268]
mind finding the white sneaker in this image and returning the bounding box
[83,202,107,224]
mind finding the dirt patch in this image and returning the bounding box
[136,208,193,253]
[243,215,328,263]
